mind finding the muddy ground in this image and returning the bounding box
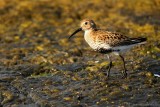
[0,0,160,107]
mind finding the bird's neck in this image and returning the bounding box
[84,29,92,37]
[84,28,97,36]
[84,29,97,50]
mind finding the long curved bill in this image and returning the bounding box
[68,28,82,39]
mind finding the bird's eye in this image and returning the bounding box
[84,22,88,25]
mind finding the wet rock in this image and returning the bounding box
[28,91,50,107]
[11,103,39,107]
[14,64,41,77]
[0,70,21,82]
[55,63,86,72]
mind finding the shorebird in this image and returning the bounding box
[69,19,147,78]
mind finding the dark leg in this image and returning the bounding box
[106,55,112,78]
[119,55,127,78]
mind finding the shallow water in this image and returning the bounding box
[0,0,160,106]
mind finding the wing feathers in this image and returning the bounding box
[93,30,147,47]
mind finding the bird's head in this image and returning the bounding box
[69,19,96,39]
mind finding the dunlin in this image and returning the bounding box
[69,19,147,78]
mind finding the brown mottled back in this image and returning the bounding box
[91,29,130,47]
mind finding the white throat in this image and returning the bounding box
[84,29,92,37]
[84,29,97,50]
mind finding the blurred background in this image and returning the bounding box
[0,0,160,106]
[0,0,160,64]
